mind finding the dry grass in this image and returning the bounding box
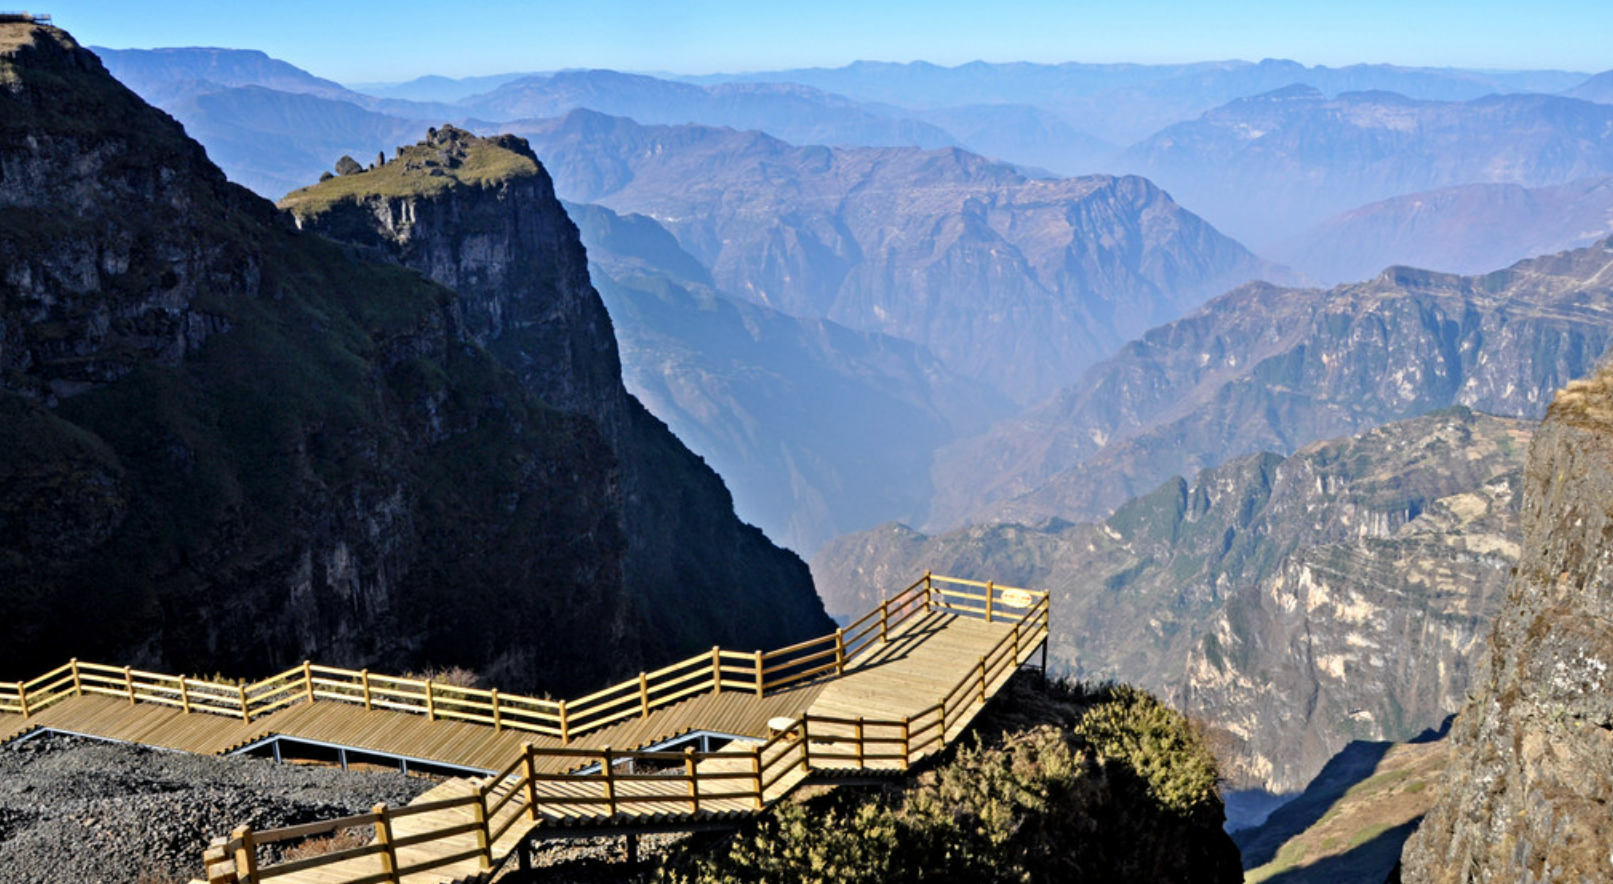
[403,665,484,689]
[282,826,373,863]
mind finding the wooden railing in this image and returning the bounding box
[198,578,1052,884]
[1,575,1045,748]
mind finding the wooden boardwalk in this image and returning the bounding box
[0,575,1049,884]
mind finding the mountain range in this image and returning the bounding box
[514,109,1288,404]
[686,58,1590,146]
[1270,176,1613,284]
[928,240,1613,531]
[1120,85,1613,248]
[570,200,1011,554]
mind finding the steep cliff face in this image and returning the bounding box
[1400,367,1613,882]
[281,126,830,662]
[0,23,823,694]
[815,408,1529,791]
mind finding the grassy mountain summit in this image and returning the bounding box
[279,126,539,213]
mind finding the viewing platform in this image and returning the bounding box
[0,574,1050,884]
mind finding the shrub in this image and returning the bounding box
[658,676,1241,884]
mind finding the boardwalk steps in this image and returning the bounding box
[0,575,1049,884]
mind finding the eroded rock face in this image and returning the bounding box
[1401,368,1613,883]
[283,125,831,669]
[815,408,1529,792]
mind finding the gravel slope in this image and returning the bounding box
[0,734,432,884]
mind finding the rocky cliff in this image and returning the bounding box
[281,126,832,660]
[1399,365,1613,882]
[0,22,826,694]
[815,408,1529,791]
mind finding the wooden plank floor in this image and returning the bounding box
[0,675,829,775]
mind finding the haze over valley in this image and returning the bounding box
[8,3,1613,881]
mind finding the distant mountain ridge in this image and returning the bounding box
[928,240,1613,532]
[463,69,959,149]
[1120,85,1613,247]
[1272,176,1613,284]
[1564,67,1613,103]
[686,58,1589,144]
[514,109,1290,403]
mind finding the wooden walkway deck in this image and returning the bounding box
[0,575,1049,884]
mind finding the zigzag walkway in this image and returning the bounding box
[0,575,1049,884]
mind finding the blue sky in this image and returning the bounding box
[46,0,1613,83]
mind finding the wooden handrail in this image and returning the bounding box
[6,574,1050,884]
[0,576,1048,750]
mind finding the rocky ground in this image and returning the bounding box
[0,732,724,884]
[0,734,432,884]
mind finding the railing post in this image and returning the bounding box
[986,581,995,623]
[710,646,721,694]
[854,717,865,767]
[373,804,399,884]
[750,745,764,809]
[800,715,812,769]
[179,676,191,714]
[559,699,571,745]
[16,682,28,719]
[360,669,372,711]
[302,661,314,703]
[124,665,135,705]
[901,716,912,768]
[685,747,700,813]
[977,656,987,704]
[202,838,235,884]
[231,826,259,884]
[70,658,82,695]
[753,650,764,698]
[491,688,502,731]
[238,684,251,723]
[473,790,493,869]
[835,628,845,675]
[880,601,889,642]
[601,747,617,816]
[424,679,436,720]
[523,742,539,821]
[924,570,933,611]
[638,672,649,719]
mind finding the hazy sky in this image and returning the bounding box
[47,0,1613,84]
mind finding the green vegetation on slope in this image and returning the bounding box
[656,678,1241,884]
